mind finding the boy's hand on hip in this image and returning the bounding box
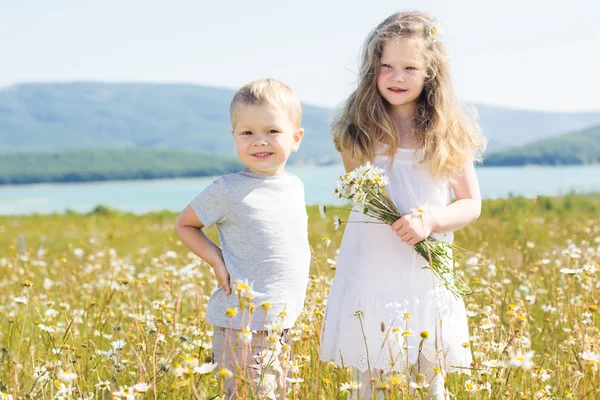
[214,262,231,295]
[390,213,433,246]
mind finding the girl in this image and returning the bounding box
[320,11,486,400]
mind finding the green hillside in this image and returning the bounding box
[2,82,600,169]
[0,148,244,185]
[0,82,335,163]
[484,124,600,166]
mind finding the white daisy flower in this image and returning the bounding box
[193,362,218,375]
[333,215,342,231]
[508,350,535,370]
[111,339,127,351]
[318,205,327,219]
[239,327,253,345]
[340,381,361,392]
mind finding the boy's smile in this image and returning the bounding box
[252,151,273,158]
[231,104,304,175]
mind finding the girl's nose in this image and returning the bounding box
[393,70,405,82]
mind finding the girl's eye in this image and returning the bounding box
[406,66,417,71]
[382,64,392,69]
[268,129,280,134]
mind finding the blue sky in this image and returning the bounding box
[1,0,598,112]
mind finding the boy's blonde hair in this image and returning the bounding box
[230,79,302,128]
[332,11,487,180]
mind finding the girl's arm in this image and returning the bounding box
[428,159,482,233]
[391,160,481,245]
[174,205,231,294]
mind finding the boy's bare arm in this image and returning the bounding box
[174,205,231,294]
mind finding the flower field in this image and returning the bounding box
[0,195,599,399]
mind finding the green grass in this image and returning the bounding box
[0,195,599,398]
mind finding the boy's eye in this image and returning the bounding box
[241,131,253,135]
[268,129,280,134]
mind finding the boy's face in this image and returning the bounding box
[231,104,304,176]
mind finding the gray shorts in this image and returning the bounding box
[212,327,291,400]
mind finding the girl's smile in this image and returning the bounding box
[377,39,426,111]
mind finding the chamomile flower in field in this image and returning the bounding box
[225,307,238,318]
[181,356,199,369]
[579,351,600,364]
[560,267,583,275]
[509,350,535,370]
[239,327,253,344]
[0,196,599,398]
[318,205,327,219]
[193,362,218,375]
[111,339,127,351]
[112,386,136,399]
[218,368,233,379]
[481,359,505,368]
[340,381,361,392]
[95,380,111,391]
[233,278,260,298]
[56,369,77,383]
[73,248,85,258]
[333,215,342,230]
[132,383,150,393]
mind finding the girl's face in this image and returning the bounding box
[377,39,426,111]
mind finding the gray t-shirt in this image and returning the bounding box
[190,171,311,330]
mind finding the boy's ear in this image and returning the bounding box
[291,128,304,152]
[230,131,237,157]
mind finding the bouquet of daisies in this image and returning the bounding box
[334,163,473,297]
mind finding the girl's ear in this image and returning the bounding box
[291,128,305,152]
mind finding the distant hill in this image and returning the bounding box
[1,82,600,161]
[0,148,243,185]
[0,82,335,163]
[484,125,600,166]
[473,104,600,152]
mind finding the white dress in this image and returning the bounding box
[320,148,472,373]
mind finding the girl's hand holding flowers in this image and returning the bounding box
[333,163,473,297]
[391,211,433,246]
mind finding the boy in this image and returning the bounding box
[174,79,310,399]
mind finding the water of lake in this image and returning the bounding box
[1,164,600,215]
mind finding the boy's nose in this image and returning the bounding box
[253,138,268,146]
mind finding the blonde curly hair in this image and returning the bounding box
[332,11,486,180]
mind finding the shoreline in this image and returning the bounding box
[3,163,600,188]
